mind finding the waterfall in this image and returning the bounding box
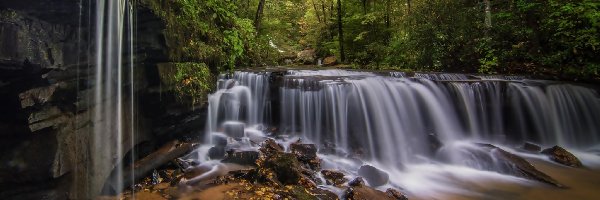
[92,0,135,196]
[205,69,600,166]
[199,69,600,199]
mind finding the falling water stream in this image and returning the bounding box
[195,69,600,199]
[92,0,135,196]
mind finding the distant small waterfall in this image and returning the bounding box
[204,69,600,168]
[92,0,135,196]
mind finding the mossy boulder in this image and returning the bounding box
[262,152,303,185]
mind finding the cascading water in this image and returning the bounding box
[92,0,135,196]
[200,69,600,199]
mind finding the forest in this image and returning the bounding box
[144,0,599,79]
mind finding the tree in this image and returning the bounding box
[255,0,266,32]
[337,0,345,62]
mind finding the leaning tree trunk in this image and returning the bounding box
[337,0,345,62]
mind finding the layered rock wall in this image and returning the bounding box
[0,1,206,199]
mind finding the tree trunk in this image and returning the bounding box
[321,0,327,22]
[385,0,391,28]
[407,0,411,15]
[255,0,266,32]
[337,0,345,62]
[484,0,492,28]
[312,0,322,23]
[362,0,367,14]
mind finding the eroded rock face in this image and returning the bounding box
[0,3,189,199]
[357,165,389,187]
[542,146,583,168]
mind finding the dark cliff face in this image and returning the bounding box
[0,0,83,25]
[0,1,205,199]
[0,2,85,198]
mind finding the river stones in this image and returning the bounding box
[386,188,409,200]
[290,143,320,169]
[222,121,245,138]
[541,146,583,168]
[221,151,259,166]
[475,143,565,188]
[208,146,226,160]
[522,142,542,153]
[211,134,228,146]
[349,177,365,187]
[262,152,303,185]
[321,170,347,186]
[357,165,389,187]
[344,184,406,200]
[427,133,443,154]
[260,138,284,155]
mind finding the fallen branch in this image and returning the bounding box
[104,140,194,193]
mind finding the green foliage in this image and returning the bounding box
[477,37,498,74]
[173,63,214,105]
[142,0,258,71]
[302,0,599,79]
[144,0,600,81]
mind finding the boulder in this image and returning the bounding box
[211,134,228,146]
[291,143,318,161]
[222,121,245,138]
[208,146,226,160]
[348,177,365,187]
[261,139,284,154]
[263,152,303,185]
[221,151,259,166]
[541,146,583,168]
[344,186,397,200]
[357,165,389,187]
[291,143,320,169]
[323,56,337,66]
[522,142,542,153]
[296,49,316,65]
[308,187,339,200]
[321,170,347,186]
[385,188,408,200]
[473,143,565,187]
[428,133,443,154]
